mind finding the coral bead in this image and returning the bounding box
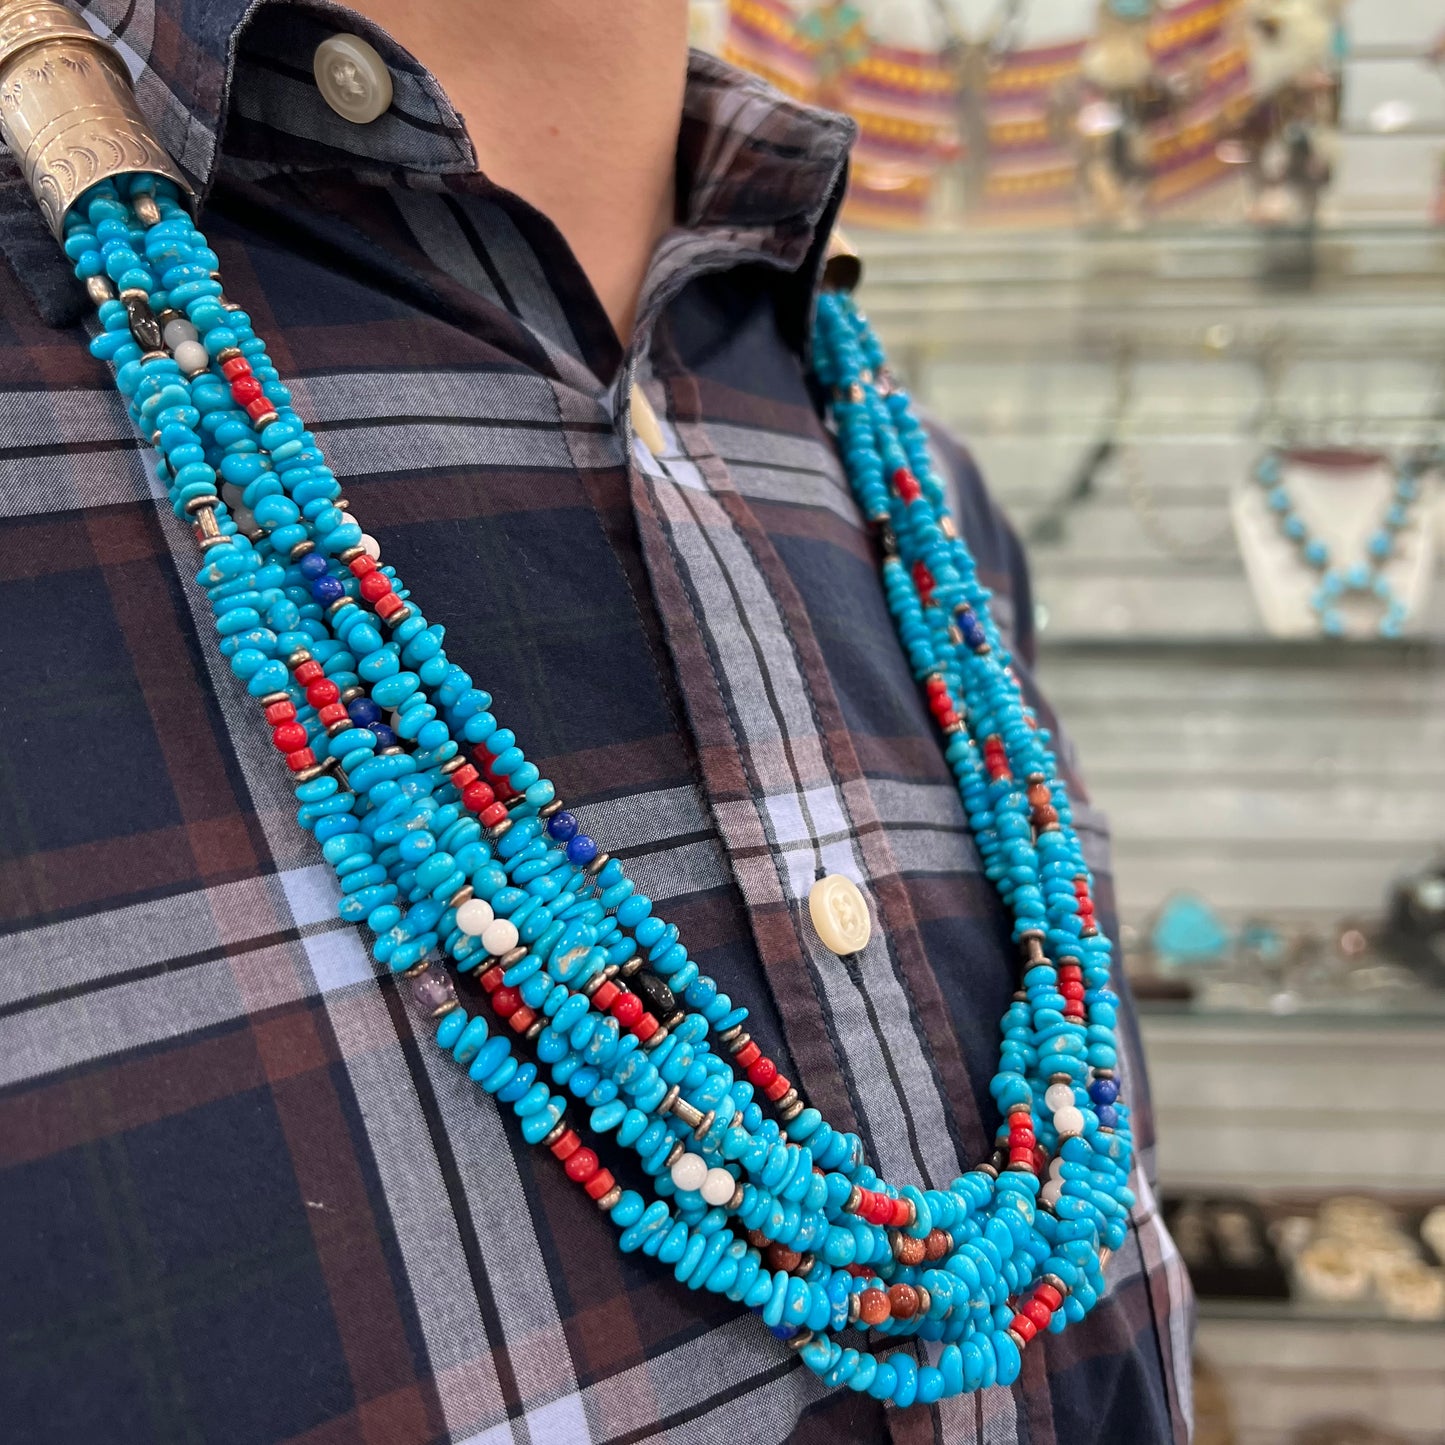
[359,571,393,602]
[747,1058,777,1088]
[565,1147,599,1183]
[272,722,307,752]
[584,1168,616,1200]
[306,679,339,708]
[610,992,643,1027]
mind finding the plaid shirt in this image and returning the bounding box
[0,4,1192,1442]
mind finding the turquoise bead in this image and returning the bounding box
[433,1010,467,1051]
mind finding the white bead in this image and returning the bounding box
[340,511,359,528]
[1045,1083,1075,1113]
[360,534,382,560]
[701,1167,737,1206]
[482,918,519,956]
[173,339,210,376]
[1040,1179,1064,1208]
[456,899,494,937]
[1048,1157,1065,1180]
[162,317,198,349]
[670,1151,708,1193]
[1053,1106,1085,1139]
[232,505,257,534]
[807,873,872,955]
[221,482,246,509]
[313,33,394,124]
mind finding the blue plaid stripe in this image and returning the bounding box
[0,5,1192,1442]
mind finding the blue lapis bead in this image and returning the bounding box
[566,834,597,865]
[547,810,578,841]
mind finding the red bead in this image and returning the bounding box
[549,1129,581,1160]
[359,571,393,602]
[591,981,620,1013]
[1034,1283,1064,1312]
[734,1040,761,1069]
[1010,1312,1038,1343]
[631,1013,659,1042]
[912,561,934,599]
[229,376,263,405]
[219,356,251,381]
[479,966,502,993]
[1023,1298,1052,1329]
[272,723,308,753]
[318,702,348,728]
[1032,1144,1049,1174]
[306,679,339,708]
[893,468,922,503]
[564,1147,599,1183]
[890,1198,913,1229]
[375,592,405,620]
[286,747,316,772]
[462,782,496,812]
[245,398,275,423]
[866,1193,895,1227]
[747,1057,777,1088]
[764,1073,791,1102]
[584,1168,616,1200]
[508,1006,536,1034]
[610,992,644,1027]
[491,987,521,1018]
[450,764,480,790]
[263,699,296,725]
[293,660,324,685]
[348,554,378,577]
[479,802,508,828]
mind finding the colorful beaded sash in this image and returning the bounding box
[46,171,1133,1409]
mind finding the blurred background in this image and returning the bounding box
[695,2,1445,1442]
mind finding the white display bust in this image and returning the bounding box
[1231,447,1436,639]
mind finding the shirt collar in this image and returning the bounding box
[17,1,852,330]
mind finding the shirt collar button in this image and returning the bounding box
[313,34,394,125]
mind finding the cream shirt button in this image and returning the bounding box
[314,34,393,124]
[808,874,872,955]
[630,384,666,456]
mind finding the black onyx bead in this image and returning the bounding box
[631,970,676,1018]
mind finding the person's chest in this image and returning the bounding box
[0,190,1094,1444]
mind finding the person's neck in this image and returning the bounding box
[346,0,689,345]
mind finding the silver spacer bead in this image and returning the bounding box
[596,1185,623,1212]
[691,1110,716,1142]
[86,275,115,306]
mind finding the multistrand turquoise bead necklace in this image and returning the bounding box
[58,170,1133,1408]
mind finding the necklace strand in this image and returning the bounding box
[60,172,1133,1406]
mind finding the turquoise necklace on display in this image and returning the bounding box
[45,162,1133,1408]
[1253,444,1430,638]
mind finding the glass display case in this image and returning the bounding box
[698,3,1445,1439]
